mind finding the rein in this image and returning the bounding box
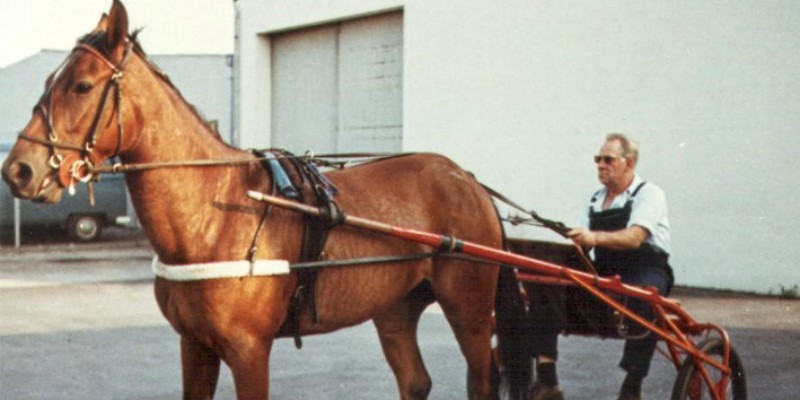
[88,151,409,174]
[482,183,598,274]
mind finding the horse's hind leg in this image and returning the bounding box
[373,285,435,400]
[434,265,498,400]
[181,336,221,400]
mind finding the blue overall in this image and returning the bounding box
[589,182,672,377]
[528,182,672,378]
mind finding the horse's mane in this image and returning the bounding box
[77,29,227,143]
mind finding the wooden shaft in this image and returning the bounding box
[247,190,440,244]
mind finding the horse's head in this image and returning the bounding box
[1,0,135,203]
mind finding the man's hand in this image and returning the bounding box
[567,226,597,248]
[567,225,650,250]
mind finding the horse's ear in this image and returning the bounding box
[105,0,129,58]
[94,13,109,33]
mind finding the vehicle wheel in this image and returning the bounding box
[671,338,747,400]
[67,214,103,242]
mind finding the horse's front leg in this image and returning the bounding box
[225,334,273,400]
[181,336,222,400]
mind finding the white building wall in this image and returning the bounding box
[236,0,800,294]
[153,55,235,142]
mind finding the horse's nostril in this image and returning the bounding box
[6,161,34,189]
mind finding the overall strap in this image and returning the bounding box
[590,181,647,205]
[630,181,647,198]
[590,189,603,204]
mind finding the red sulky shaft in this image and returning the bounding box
[247,190,735,398]
[248,190,649,298]
[248,190,567,274]
[248,190,618,287]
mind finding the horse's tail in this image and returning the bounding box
[494,264,532,399]
[482,182,531,398]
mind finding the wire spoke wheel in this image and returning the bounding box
[671,338,747,400]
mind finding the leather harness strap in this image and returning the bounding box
[254,149,343,349]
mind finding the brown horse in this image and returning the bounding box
[1,1,529,399]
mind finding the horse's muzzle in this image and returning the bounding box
[2,156,61,203]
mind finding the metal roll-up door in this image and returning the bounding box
[271,12,403,154]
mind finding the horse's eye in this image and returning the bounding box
[75,81,93,94]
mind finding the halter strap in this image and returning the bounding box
[17,131,85,152]
[74,41,133,153]
[17,40,134,190]
[75,44,123,76]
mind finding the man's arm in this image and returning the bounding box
[567,225,650,250]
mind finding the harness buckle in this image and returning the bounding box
[57,154,94,188]
[48,154,64,169]
[71,158,94,183]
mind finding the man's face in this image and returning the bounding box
[595,139,630,187]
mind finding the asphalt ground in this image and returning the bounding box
[1,228,798,399]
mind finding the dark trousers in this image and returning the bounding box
[616,264,670,377]
[527,283,565,360]
[527,264,670,377]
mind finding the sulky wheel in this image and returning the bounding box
[671,337,747,400]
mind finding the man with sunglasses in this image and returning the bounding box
[529,133,673,400]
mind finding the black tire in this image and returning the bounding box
[671,338,747,400]
[67,214,103,242]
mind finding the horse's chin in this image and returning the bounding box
[30,176,64,204]
[31,189,63,204]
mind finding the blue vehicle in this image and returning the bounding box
[1,149,130,242]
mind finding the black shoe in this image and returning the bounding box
[618,371,643,400]
[530,383,564,400]
[617,391,641,400]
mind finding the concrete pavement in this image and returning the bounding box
[1,228,153,289]
[1,231,799,399]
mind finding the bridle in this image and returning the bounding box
[18,40,134,194]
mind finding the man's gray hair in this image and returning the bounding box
[606,133,639,163]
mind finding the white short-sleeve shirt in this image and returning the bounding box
[579,174,671,255]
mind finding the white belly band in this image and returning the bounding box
[152,256,291,281]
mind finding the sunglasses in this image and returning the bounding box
[594,155,624,164]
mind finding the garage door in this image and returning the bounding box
[271,12,403,154]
